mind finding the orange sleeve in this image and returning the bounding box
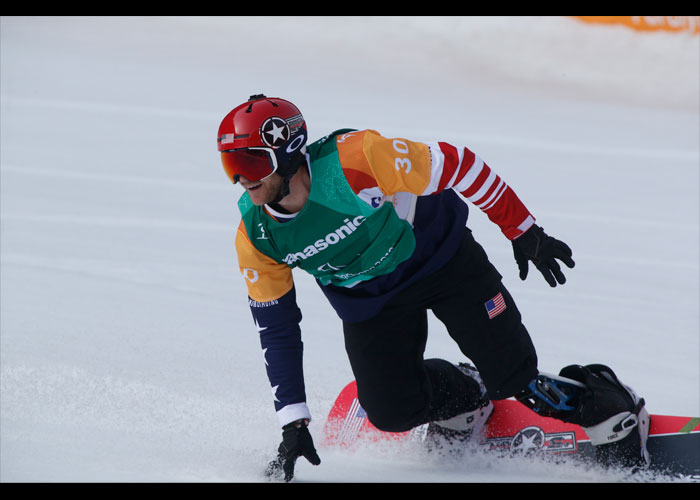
[336,130,432,196]
[337,130,535,240]
[235,220,294,302]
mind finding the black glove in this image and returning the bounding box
[512,224,575,287]
[265,418,321,482]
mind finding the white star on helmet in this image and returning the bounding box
[266,122,288,145]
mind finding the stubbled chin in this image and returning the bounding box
[247,187,270,206]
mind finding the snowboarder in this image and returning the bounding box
[217,94,650,481]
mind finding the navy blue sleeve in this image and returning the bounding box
[249,285,311,426]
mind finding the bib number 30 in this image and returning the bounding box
[393,139,412,174]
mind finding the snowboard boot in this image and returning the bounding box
[424,363,494,453]
[560,364,650,470]
[517,364,650,470]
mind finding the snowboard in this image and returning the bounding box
[322,380,700,479]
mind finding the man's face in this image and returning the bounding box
[238,173,285,206]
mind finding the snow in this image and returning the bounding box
[1,16,698,483]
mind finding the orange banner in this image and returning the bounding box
[572,16,700,34]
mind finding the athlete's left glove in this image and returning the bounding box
[265,418,321,482]
[512,224,575,287]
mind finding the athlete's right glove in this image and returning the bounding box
[512,224,575,287]
[265,418,321,482]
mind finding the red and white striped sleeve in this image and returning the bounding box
[335,130,536,241]
[422,141,536,240]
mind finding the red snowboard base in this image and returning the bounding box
[323,381,700,477]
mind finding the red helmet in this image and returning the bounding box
[217,94,307,184]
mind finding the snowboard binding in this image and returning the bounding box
[516,364,651,470]
[516,372,585,419]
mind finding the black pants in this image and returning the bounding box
[343,229,538,432]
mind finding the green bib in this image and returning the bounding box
[239,130,416,287]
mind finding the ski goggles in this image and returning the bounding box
[221,147,278,184]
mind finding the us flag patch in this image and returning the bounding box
[220,133,235,144]
[485,292,506,319]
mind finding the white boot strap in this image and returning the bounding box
[583,411,638,446]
